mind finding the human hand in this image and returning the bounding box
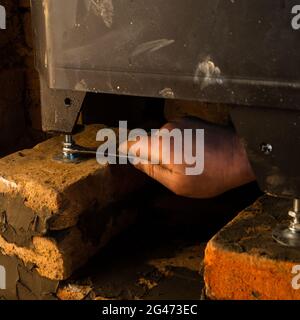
[119,117,255,198]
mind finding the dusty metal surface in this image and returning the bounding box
[31,0,300,109]
[39,78,86,133]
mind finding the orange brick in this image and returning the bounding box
[204,196,300,300]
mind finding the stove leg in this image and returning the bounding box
[273,199,300,247]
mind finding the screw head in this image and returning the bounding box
[64,98,72,107]
[260,143,273,155]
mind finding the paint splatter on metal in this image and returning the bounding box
[90,0,114,28]
[159,88,175,99]
[75,79,88,91]
[194,58,223,90]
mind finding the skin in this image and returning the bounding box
[119,117,256,199]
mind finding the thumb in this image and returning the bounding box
[119,138,179,191]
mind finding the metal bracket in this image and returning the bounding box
[40,77,86,134]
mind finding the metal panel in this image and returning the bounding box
[31,0,300,110]
[231,106,300,199]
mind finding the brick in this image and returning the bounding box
[56,285,93,301]
[204,196,300,300]
[0,242,205,299]
[0,124,146,245]
[0,250,58,300]
[0,202,138,280]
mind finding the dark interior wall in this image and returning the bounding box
[0,0,41,156]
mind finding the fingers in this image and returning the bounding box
[119,136,180,191]
[118,124,200,176]
[133,160,222,199]
[133,161,180,193]
[119,136,160,164]
[118,119,257,200]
